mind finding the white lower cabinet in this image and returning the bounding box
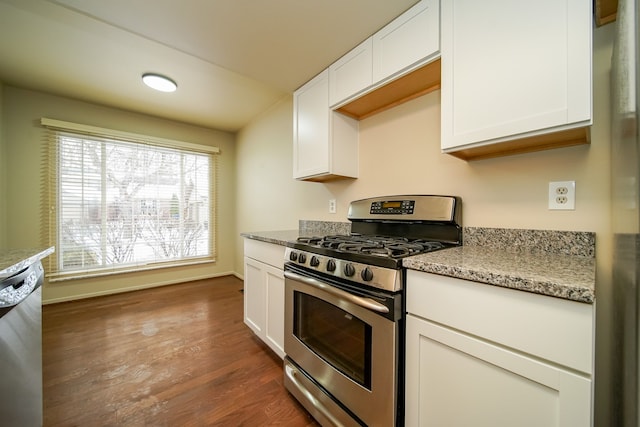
[406,315,591,426]
[405,271,594,426]
[243,239,285,358]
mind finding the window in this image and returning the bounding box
[42,119,218,280]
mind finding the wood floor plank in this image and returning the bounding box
[43,276,319,426]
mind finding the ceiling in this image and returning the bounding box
[0,0,419,132]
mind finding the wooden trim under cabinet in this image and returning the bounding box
[595,0,618,26]
[445,126,591,161]
[298,174,357,183]
[335,59,441,120]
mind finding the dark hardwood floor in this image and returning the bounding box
[43,275,319,426]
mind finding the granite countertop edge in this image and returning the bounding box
[241,228,596,304]
[0,247,56,279]
[403,246,595,304]
[240,230,300,246]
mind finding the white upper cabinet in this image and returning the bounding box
[329,39,373,107]
[293,71,329,179]
[293,70,358,181]
[440,0,593,160]
[330,0,441,113]
[372,0,440,83]
[294,0,440,181]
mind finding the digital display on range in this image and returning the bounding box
[381,201,402,209]
[370,200,415,214]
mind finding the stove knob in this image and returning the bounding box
[326,259,336,272]
[361,267,374,282]
[289,251,298,262]
[344,263,356,277]
[298,253,307,264]
[310,256,320,267]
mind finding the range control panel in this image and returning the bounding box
[370,200,415,215]
[348,195,458,222]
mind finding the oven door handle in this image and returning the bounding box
[284,271,389,314]
[285,363,345,427]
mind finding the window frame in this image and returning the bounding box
[41,118,219,282]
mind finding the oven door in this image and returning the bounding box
[284,265,401,427]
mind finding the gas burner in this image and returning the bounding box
[296,236,323,245]
[296,234,445,259]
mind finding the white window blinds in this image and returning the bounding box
[41,118,218,281]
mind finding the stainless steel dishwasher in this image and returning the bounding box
[0,260,45,426]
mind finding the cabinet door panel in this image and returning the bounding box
[243,258,265,335]
[441,0,591,150]
[293,70,330,178]
[406,315,592,427]
[264,265,285,358]
[329,39,373,107]
[293,69,358,181]
[373,0,439,83]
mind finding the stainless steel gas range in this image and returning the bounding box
[283,195,462,427]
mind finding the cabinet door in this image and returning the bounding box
[293,69,358,181]
[243,257,265,337]
[264,264,285,358]
[406,270,594,375]
[373,0,440,83]
[406,315,592,427]
[441,0,592,150]
[293,70,330,178]
[243,254,285,359]
[329,38,373,107]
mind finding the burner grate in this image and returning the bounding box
[296,235,445,259]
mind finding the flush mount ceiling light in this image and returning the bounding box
[142,73,177,92]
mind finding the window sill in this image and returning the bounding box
[47,257,216,283]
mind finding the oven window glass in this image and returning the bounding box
[293,292,372,388]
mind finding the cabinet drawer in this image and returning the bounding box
[406,270,594,374]
[244,239,286,269]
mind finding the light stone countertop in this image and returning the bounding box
[240,221,351,246]
[240,230,301,246]
[0,247,55,279]
[240,225,596,304]
[403,246,595,304]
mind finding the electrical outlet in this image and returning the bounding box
[548,181,575,210]
[329,199,337,214]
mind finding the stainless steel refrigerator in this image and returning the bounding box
[611,0,640,425]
